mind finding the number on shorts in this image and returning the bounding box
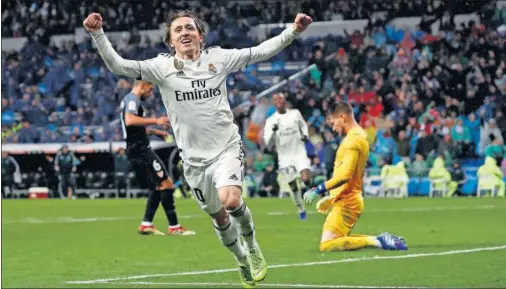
[152,160,162,171]
[192,188,205,202]
[281,166,295,175]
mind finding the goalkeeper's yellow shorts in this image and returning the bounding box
[323,194,364,237]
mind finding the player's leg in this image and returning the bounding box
[295,158,313,219]
[129,156,163,235]
[184,164,254,287]
[214,144,267,282]
[280,165,306,219]
[148,150,194,235]
[287,179,306,219]
[319,201,407,251]
[319,204,381,252]
[210,207,254,287]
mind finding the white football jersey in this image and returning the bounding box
[91,26,300,166]
[264,109,309,167]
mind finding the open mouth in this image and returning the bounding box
[181,38,191,44]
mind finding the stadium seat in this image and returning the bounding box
[418,178,431,196]
[461,179,477,195]
[408,178,420,196]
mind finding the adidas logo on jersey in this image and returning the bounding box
[229,174,238,181]
[176,71,186,77]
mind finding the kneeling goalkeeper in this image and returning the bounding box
[303,102,408,252]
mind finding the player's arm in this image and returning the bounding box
[84,13,164,84]
[304,145,359,204]
[222,14,312,72]
[146,128,170,141]
[124,112,168,127]
[320,148,359,195]
[263,118,277,149]
[296,110,309,141]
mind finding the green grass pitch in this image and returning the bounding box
[2,197,506,288]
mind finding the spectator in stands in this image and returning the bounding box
[436,134,456,167]
[451,118,473,158]
[259,162,279,198]
[395,130,411,164]
[410,154,429,178]
[415,130,438,161]
[450,160,467,196]
[254,151,270,172]
[17,120,40,143]
[480,119,504,154]
[465,112,481,151]
[485,137,506,166]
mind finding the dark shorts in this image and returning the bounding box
[127,146,169,190]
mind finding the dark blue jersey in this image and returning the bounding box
[120,93,149,149]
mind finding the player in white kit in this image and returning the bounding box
[264,93,312,220]
[83,10,312,288]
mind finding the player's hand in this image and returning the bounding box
[316,196,333,214]
[156,116,170,127]
[293,13,312,33]
[272,123,279,132]
[301,135,308,142]
[303,188,319,205]
[156,130,170,141]
[83,13,103,33]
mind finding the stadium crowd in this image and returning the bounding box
[2,0,506,194]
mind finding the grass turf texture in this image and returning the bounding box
[2,198,506,288]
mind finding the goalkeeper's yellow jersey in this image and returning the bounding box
[325,126,369,200]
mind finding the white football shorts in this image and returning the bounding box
[183,142,244,215]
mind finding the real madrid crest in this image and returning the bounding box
[208,63,218,75]
[174,58,184,71]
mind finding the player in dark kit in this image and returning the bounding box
[120,79,195,236]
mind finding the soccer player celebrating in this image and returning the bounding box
[264,93,312,220]
[303,103,407,252]
[120,80,195,236]
[84,10,312,287]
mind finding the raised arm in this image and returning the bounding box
[263,118,278,149]
[223,13,312,72]
[296,110,309,140]
[84,13,165,84]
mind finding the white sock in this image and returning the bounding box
[228,201,259,250]
[141,221,153,226]
[213,220,247,265]
[291,190,305,212]
[369,236,382,248]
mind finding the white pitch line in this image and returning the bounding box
[6,205,505,224]
[65,245,506,284]
[110,281,425,288]
[2,214,202,224]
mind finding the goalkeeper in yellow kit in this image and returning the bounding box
[303,102,408,252]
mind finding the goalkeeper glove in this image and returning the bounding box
[303,183,327,205]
